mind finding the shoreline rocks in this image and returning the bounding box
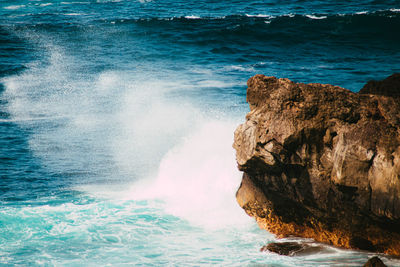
[233,74,400,256]
[260,241,326,256]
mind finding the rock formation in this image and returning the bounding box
[260,242,305,256]
[260,241,325,256]
[363,256,387,267]
[233,73,400,256]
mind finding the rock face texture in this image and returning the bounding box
[233,74,400,256]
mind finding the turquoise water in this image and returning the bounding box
[1,0,400,266]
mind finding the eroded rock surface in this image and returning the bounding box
[234,74,400,256]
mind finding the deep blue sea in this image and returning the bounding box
[1,1,400,266]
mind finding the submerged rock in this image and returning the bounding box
[233,74,400,256]
[260,242,325,256]
[363,256,387,267]
[260,242,304,256]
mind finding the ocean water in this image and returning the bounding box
[1,0,400,266]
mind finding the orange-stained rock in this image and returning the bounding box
[234,74,400,256]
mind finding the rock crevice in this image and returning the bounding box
[233,74,400,255]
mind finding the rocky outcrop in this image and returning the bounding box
[233,74,400,256]
[363,256,387,267]
[359,73,400,97]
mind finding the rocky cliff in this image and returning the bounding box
[233,73,400,255]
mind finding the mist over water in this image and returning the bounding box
[1,0,400,266]
[127,120,251,229]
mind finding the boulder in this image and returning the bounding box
[260,242,325,256]
[363,256,387,267]
[359,73,400,97]
[233,74,400,256]
[260,242,304,255]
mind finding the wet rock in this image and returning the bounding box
[363,256,387,267]
[260,242,304,256]
[260,242,325,256]
[233,74,400,256]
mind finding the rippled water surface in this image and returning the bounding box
[1,0,400,266]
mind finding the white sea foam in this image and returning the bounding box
[305,14,327,20]
[129,120,252,229]
[185,15,201,19]
[355,11,368,15]
[197,79,238,88]
[61,2,90,4]
[4,5,25,10]
[284,13,295,18]
[96,0,122,2]
[245,14,274,19]
[390,8,400,12]
[226,65,255,72]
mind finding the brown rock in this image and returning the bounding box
[363,256,387,267]
[359,73,400,97]
[233,74,400,256]
[260,242,326,256]
[260,242,305,256]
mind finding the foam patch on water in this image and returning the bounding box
[226,65,256,72]
[245,14,274,19]
[305,14,328,20]
[63,13,83,16]
[4,5,26,10]
[0,196,269,266]
[60,1,90,4]
[185,15,201,19]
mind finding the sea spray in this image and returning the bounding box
[2,0,400,265]
[129,120,253,229]
[112,78,199,180]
